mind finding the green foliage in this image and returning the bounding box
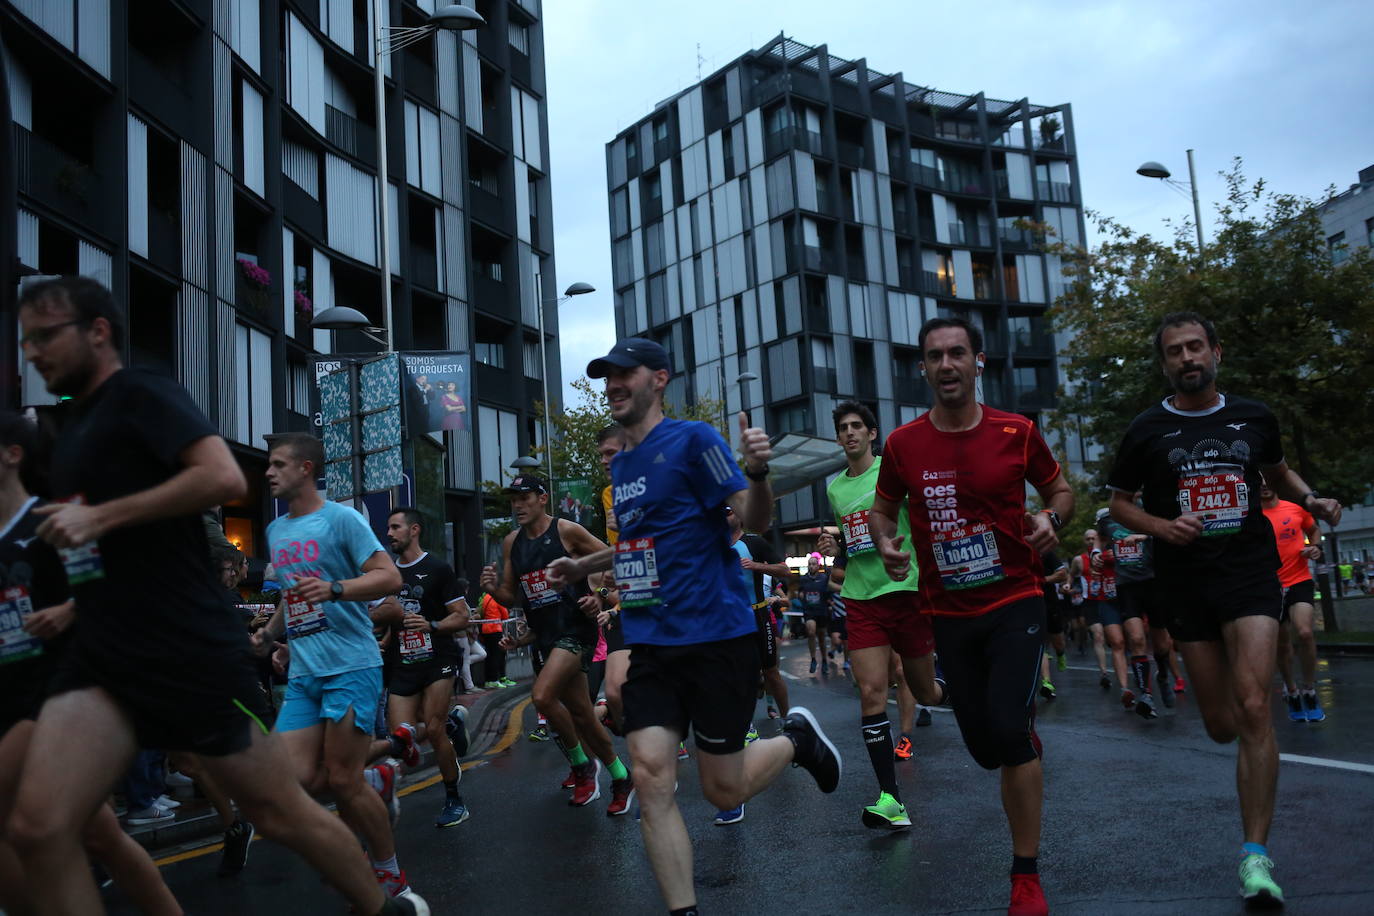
[1047,159,1374,505]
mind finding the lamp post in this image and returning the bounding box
[1136,150,1205,255]
[536,281,595,489]
[737,371,759,428]
[373,4,484,353]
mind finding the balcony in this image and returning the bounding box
[922,270,953,297]
[1015,382,1055,410]
[468,183,508,232]
[972,276,997,300]
[410,247,439,291]
[1010,316,1055,358]
[933,120,982,144]
[472,271,508,315]
[146,206,181,273]
[802,245,840,274]
[998,224,1034,251]
[13,126,113,239]
[894,376,927,405]
[814,367,837,392]
[1037,180,1074,204]
[835,138,865,167]
[897,264,919,291]
[764,126,826,160]
[846,252,866,281]
[235,265,274,322]
[994,171,1010,199]
[949,222,992,248]
[854,373,877,400]
[326,105,377,162]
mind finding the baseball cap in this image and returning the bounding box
[586,337,671,378]
[1094,507,1111,521]
[504,475,548,495]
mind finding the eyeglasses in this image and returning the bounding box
[19,319,87,349]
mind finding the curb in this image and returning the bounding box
[1316,642,1374,657]
[129,679,533,856]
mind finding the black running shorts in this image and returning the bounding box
[388,658,457,698]
[1280,579,1316,621]
[621,634,759,755]
[1160,573,1281,643]
[1117,580,1155,623]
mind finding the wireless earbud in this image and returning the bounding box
[976,360,985,369]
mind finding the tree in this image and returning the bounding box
[1047,159,1374,507]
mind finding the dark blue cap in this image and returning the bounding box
[586,337,670,378]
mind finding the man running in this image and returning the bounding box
[480,476,634,814]
[819,400,945,831]
[1260,482,1326,722]
[870,317,1072,916]
[596,424,633,732]
[1098,503,1178,716]
[1075,526,1133,707]
[1105,311,1341,906]
[1037,550,1071,700]
[1070,530,1116,692]
[550,337,841,915]
[798,555,832,673]
[7,277,426,916]
[384,507,473,825]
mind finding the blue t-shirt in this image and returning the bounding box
[611,418,753,646]
[266,500,387,678]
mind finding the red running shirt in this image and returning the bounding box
[876,407,1061,618]
[1262,500,1316,588]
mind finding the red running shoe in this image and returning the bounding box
[570,760,602,806]
[1174,676,1186,694]
[391,723,421,769]
[606,776,635,816]
[894,735,914,761]
[1008,873,1048,916]
[1120,689,1135,710]
[560,768,577,790]
[376,867,411,898]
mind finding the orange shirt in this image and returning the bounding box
[1263,500,1316,587]
[480,592,509,634]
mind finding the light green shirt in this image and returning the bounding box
[826,456,919,601]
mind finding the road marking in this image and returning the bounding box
[153,697,533,868]
[1280,753,1374,775]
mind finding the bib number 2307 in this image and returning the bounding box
[614,538,661,609]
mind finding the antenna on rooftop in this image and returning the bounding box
[697,42,705,80]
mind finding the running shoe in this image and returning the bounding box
[916,707,932,727]
[369,762,401,828]
[1157,672,1176,708]
[1039,679,1056,701]
[607,777,635,816]
[1301,692,1326,722]
[446,705,470,757]
[809,657,818,674]
[1120,688,1136,710]
[376,867,411,898]
[392,723,422,769]
[165,770,196,788]
[561,769,577,790]
[217,820,255,876]
[435,799,470,828]
[1239,853,1284,908]
[1285,693,1305,723]
[528,724,551,742]
[1056,653,1068,672]
[154,794,181,809]
[570,760,602,806]
[782,706,841,793]
[677,742,690,760]
[861,792,910,830]
[745,724,760,745]
[1135,692,1158,719]
[1175,676,1186,693]
[713,804,746,825]
[499,677,517,687]
[1099,672,1111,690]
[1008,872,1049,916]
[392,892,432,916]
[483,680,502,689]
[126,804,176,826]
[894,735,914,761]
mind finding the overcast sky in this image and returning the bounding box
[540,0,1374,406]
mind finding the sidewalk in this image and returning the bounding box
[127,653,535,856]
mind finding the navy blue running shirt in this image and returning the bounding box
[610,418,753,646]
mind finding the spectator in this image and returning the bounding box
[479,591,510,688]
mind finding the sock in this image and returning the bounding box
[669,907,699,916]
[1242,842,1269,859]
[1154,650,1171,682]
[387,734,406,757]
[567,743,589,766]
[371,854,399,876]
[1011,855,1038,875]
[607,757,629,780]
[1131,655,1151,693]
[1302,687,1317,698]
[443,779,462,803]
[861,713,899,799]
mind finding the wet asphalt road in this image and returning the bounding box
[110,642,1374,915]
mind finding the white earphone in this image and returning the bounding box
[976,359,985,369]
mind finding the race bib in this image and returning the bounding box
[398,628,434,664]
[1086,576,1102,600]
[285,588,330,639]
[614,538,661,609]
[1102,575,1117,600]
[841,510,876,556]
[931,524,1005,591]
[1178,473,1248,536]
[57,495,105,584]
[0,587,41,667]
[804,590,822,605]
[519,569,561,608]
[1114,540,1145,566]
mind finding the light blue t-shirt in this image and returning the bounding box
[266,500,387,678]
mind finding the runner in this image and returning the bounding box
[826,554,851,676]
[1260,482,1326,722]
[798,555,832,673]
[595,424,633,733]
[869,317,1072,916]
[1069,530,1115,691]
[479,476,634,815]
[1077,526,1134,708]
[1098,503,1179,716]
[1104,311,1341,906]
[550,337,841,914]
[818,399,945,831]
[1037,550,1071,700]
[383,507,473,826]
[6,277,426,916]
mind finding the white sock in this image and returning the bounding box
[371,854,399,875]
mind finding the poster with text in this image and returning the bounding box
[401,352,471,435]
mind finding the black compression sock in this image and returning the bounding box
[443,779,462,803]
[1154,650,1171,681]
[1130,655,1151,693]
[1011,855,1038,875]
[861,713,899,799]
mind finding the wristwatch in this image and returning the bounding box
[1302,491,1319,510]
[1040,508,1063,532]
[745,463,770,481]
[596,586,612,599]
[330,580,345,599]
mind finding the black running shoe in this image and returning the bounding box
[1135,692,1158,720]
[1157,672,1176,708]
[217,820,255,876]
[783,706,841,793]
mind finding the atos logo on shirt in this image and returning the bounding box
[613,477,648,503]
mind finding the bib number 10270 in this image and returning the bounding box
[614,538,661,609]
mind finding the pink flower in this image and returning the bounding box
[294,290,313,315]
[236,257,272,288]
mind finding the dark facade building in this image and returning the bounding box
[3,0,560,577]
[607,35,1087,530]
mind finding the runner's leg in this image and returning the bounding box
[604,648,632,730]
[1222,615,1281,845]
[1090,622,1108,678]
[321,709,395,862]
[1178,639,1238,742]
[1290,603,1319,691]
[531,648,587,758]
[555,662,618,768]
[630,725,695,909]
[1104,623,1130,693]
[1275,626,1297,694]
[761,665,789,718]
[79,805,181,916]
[851,646,900,800]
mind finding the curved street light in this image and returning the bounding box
[1136,149,1205,254]
[535,281,596,490]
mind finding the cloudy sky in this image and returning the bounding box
[540,0,1374,406]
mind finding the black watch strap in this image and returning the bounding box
[745,463,770,481]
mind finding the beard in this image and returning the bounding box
[44,353,97,397]
[612,383,656,426]
[1170,361,1217,394]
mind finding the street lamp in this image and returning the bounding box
[737,371,759,428]
[311,304,389,347]
[373,4,484,353]
[535,281,596,490]
[1136,150,1205,254]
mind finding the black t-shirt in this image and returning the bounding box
[509,519,595,645]
[799,573,829,611]
[49,370,249,668]
[738,533,781,604]
[385,552,465,668]
[0,498,71,697]
[1105,393,1283,588]
[1040,551,1065,607]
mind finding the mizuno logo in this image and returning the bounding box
[1163,430,1182,438]
[415,573,428,579]
[1226,422,1247,430]
[15,537,34,548]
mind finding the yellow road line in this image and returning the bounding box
[153,698,532,868]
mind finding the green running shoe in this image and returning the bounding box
[1239,853,1284,908]
[744,724,760,745]
[1056,653,1067,672]
[861,792,911,830]
[499,677,517,687]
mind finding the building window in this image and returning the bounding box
[477,405,520,486]
[508,20,529,55]
[233,323,273,447]
[1329,231,1348,265]
[474,341,505,368]
[523,341,543,379]
[644,171,662,202]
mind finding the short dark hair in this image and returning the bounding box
[0,409,37,456]
[918,316,982,355]
[1153,311,1218,358]
[18,276,126,350]
[267,432,325,475]
[595,424,625,446]
[832,400,878,435]
[389,506,423,531]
